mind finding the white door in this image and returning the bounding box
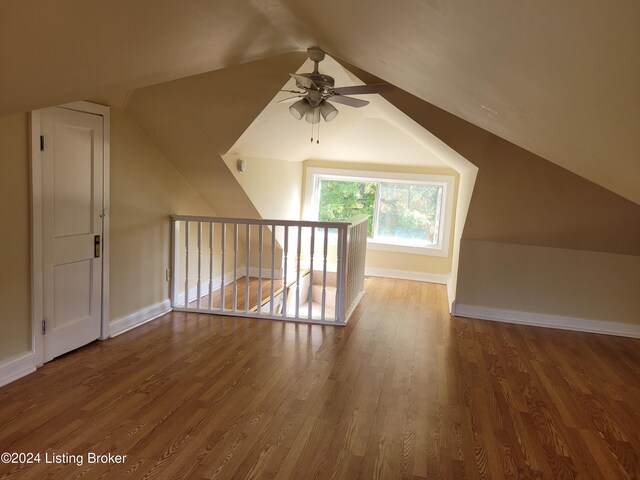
[41,107,104,362]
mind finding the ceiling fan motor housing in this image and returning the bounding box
[285,47,389,124]
[294,73,335,94]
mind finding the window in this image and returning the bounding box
[376,182,442,246]
[317,180,377,236]
[306,168,455,257]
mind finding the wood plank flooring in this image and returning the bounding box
[1,277,639,479]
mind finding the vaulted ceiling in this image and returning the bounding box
[225,56,453,168]
[1,0,638,203]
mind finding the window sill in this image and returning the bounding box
[366,240,448,257]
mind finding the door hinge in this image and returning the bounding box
[40,135,44,151]
[42,320,46,335]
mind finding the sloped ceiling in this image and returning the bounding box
[124,52,308,218]
[1,0,638,203]
[226,56,451,168]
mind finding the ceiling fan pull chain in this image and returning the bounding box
[317,118,320,144]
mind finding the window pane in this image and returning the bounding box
[317,179,376,236]
[375,183,442,245]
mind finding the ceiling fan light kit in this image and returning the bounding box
[320,101,338,122]
[284,47,390,128]
[305,107,321,124]
[289,98,309,120]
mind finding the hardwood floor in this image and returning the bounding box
[1,277,639,479]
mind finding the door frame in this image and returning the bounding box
[30,101,110,367]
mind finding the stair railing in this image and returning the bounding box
[170,214,368,325]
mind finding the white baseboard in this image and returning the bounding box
[0,351,36,388]
[452,303,640,339]
[365,267,450,285]
[110,298,172,337]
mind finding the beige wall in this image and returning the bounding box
[0,105,250,365]
[302,160,459,278]
[0,113,31,361]
[365,250,451,276]
[222,154,298,270]
[224,155,303,222]
[109,108,215,321]
[457,240,640,325]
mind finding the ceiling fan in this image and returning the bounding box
[280,47,391,125]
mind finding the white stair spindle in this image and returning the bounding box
[308,226,315,320]
[184,221,189,308]
[233,223,238,312]
[171,219,179,307]
[245,223,250,313]
[282,226,288,317]
[220,223,226,310]
[270,225,276,315]
[322,227,328,321]
[197,221,202,309]
[257,225,263,314]
[208,222,213,310]
[295,227,301,318]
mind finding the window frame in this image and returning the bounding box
[304,167,455,257]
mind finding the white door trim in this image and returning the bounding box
[30,101,110,367]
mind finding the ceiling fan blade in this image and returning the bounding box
[331,83,391,96]
[289,73,317,89]
[277,96,303,104]
[327,95,369,108]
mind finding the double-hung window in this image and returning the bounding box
[306,168,455,256]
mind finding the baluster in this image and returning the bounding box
[295,226,302,318]
[308,226,315,320]
[245,223,250,313]
[171,219,179,307]
[197,221,202,309]
[208,222,213,310]
[360,222,366,293]
[349,225,354,308]
[220,223,226,310]
[282,226,289,317]
[335,227,341,321]
[270,225,276,315]
[336,226,347,322]
[233,223,238,311]
[322,227,328,321]
[184,221,189,308]
[257,225,263,314]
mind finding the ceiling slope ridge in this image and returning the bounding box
[335,58,640,206]
[335,60,640,256]
[333,56,640,205]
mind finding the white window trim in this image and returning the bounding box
[304,167,455,257]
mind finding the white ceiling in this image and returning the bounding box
[226,57,449,168]
[1,0,638,203]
